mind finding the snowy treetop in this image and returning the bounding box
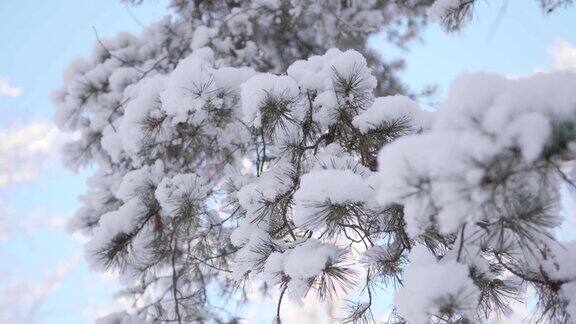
[54,1,576,323]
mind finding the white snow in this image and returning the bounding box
[240,73,299,128]
[353,95,432,133]
[155,173,206,215]
[293,169,373,229]
[262,239,340,302]
[394,246,480,324]
[191,26,218,50]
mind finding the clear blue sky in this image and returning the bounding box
[0,0,574,323]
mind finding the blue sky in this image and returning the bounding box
[0,0,575,323]
[0,1,165,322]
[372,0,576,99]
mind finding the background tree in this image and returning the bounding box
[54,0,576,323]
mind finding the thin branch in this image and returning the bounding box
[457,223,467,263]
[92,26,143,73]
[275,285,287,324]
[171,232,182,324]
[550,161,576,190]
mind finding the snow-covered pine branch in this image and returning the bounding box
[55,1,435,322]
[232,49,576,323]
[54,0,576,323]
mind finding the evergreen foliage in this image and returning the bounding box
[55,1,576,323]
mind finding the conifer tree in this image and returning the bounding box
[55,1,576,323]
